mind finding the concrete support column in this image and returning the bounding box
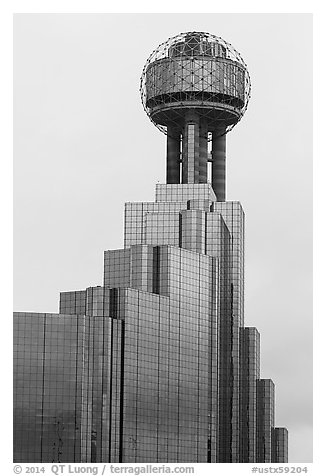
[199,119,208,183]
[212,131,226,201]
[182,112,200,184]
[166,127,180,184]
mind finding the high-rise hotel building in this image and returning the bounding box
[13,32,288,463]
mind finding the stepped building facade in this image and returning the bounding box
[14,31,288,463]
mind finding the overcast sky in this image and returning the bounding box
[13,13,312,463]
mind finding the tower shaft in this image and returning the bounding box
[166,127,180,184]
[182,112,200,184]
[212,132,226,202]
[199,119,208,183]
[166,118,226,201]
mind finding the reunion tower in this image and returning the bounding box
[140,31,251,201]
[14,30,288,464]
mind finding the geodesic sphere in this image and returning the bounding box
[140,31,251,135]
